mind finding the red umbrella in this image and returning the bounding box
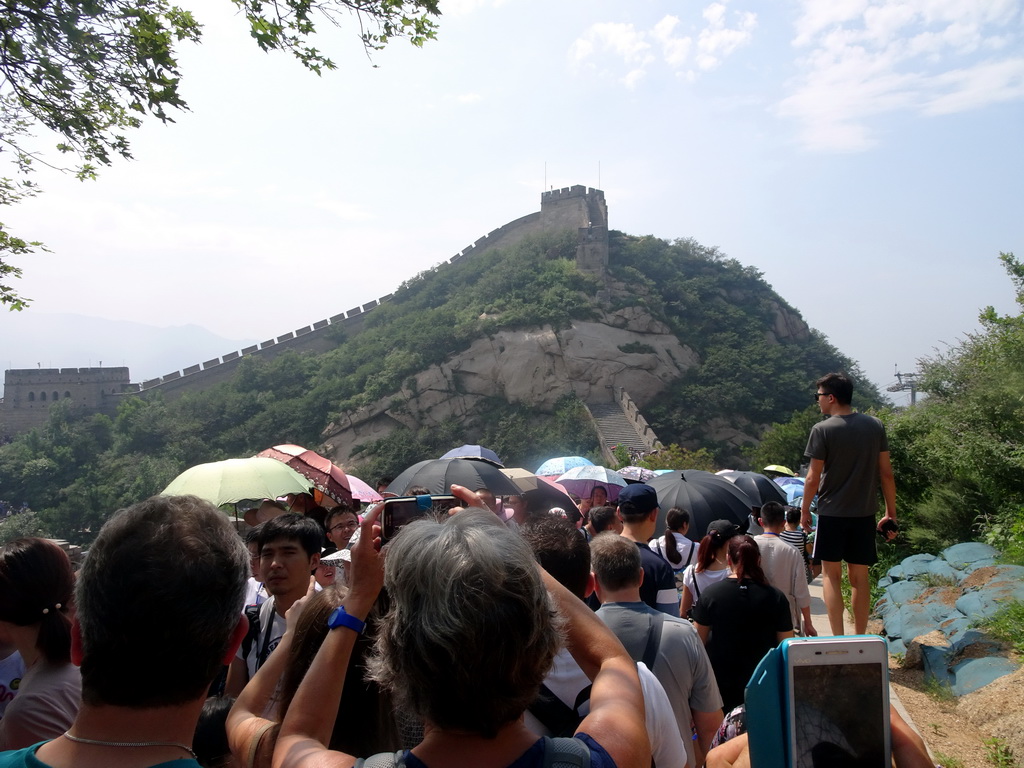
[257,445,353,506]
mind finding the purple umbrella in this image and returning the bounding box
[439,444,504,467]
[618,465,658,483]
[556,465,628,502]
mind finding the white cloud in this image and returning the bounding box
[780,0,1024,151]
[695,3,757,72]
[569,3,756,85]
[455,92,483,104]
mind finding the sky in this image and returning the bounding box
[2,0,1023,407]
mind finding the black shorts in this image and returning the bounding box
[812,515,877,566]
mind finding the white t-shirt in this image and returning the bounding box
[237,598,288,680]
[524,648,690,768]
[649,532,699,571]
[244,577,267,607]
[681,565,730,605]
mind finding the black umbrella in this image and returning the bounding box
[648,470,755,538]
[718,470,788,507]
[387,458,521,497]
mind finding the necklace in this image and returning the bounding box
[63,731,197,760]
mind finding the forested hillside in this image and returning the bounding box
[0,230,874,543]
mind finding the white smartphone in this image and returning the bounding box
[785,636,891,768]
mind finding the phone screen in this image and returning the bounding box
[789,660,888,768]
[381,495,460,542]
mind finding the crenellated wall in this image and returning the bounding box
[1,186,609,436]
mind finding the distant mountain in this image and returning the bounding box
[0,313,256,396]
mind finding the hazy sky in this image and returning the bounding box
[3,0,1022,407]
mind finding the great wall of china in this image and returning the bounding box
[1,186,610,438]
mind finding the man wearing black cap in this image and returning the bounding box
[616,484,679,615]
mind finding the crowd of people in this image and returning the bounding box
[0,372,927,768]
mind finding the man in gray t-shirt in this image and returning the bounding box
[801,372,897,636]
[591,533,723,767]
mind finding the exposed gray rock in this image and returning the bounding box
[323,309,703,466]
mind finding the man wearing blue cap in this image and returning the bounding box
[616,484,679,615]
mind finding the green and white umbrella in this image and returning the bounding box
[162,457,312,507]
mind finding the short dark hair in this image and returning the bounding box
[816,372,853,405]
[324,505,358,529]
[785,506,801,526]
[244,522,265,547]
[617,499,650,523]
[0,538,74,664]
[590,533,642,592]
[588,505,619,534]
[76,495,248,707]
[759,501,785,527]
[257,513,324,557]
[521,515,591,599]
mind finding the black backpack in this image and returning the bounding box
[528,682,593,738]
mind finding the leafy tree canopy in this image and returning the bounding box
[0,0,440,309]
[884,253,1024,557]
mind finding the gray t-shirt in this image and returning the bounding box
[597,601,723,762]
[0,660,81,750]
[804,412,889,518]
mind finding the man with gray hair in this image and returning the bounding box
[592,531,724,768]
[0,494,250,768]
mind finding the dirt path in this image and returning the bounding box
[807,581,1023,768]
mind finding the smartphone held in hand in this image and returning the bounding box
[380,495,460,543]
[784,636,891,768]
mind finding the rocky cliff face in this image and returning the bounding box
[322,304,697,466]
[322,291,813,467]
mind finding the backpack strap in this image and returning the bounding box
[239,603,261,665]
[529,683,580,737]
[354,751,406,768]
[682,539,696,568]
[642,612,665,672]
[543,736,592,768]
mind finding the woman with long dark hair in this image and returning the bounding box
[680,519,738,618]
[0,538,81,748]
[691,535,793,710]
[650,507,698,595]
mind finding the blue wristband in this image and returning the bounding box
[327,605,366,634]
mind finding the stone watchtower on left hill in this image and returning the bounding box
[0,367,130,438]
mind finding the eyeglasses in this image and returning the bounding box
[814,392,832,400]
[329,521,359,533]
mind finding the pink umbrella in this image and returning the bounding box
[344,473,383,503]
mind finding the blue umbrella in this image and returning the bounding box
[774,477,806,505]
[535,456,594,477]
[439,444,504,467]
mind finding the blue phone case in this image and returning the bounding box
[745,635,888,768]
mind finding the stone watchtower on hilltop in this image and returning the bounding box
[541,185,608,274]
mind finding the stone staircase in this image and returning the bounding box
[587,399,653,462]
